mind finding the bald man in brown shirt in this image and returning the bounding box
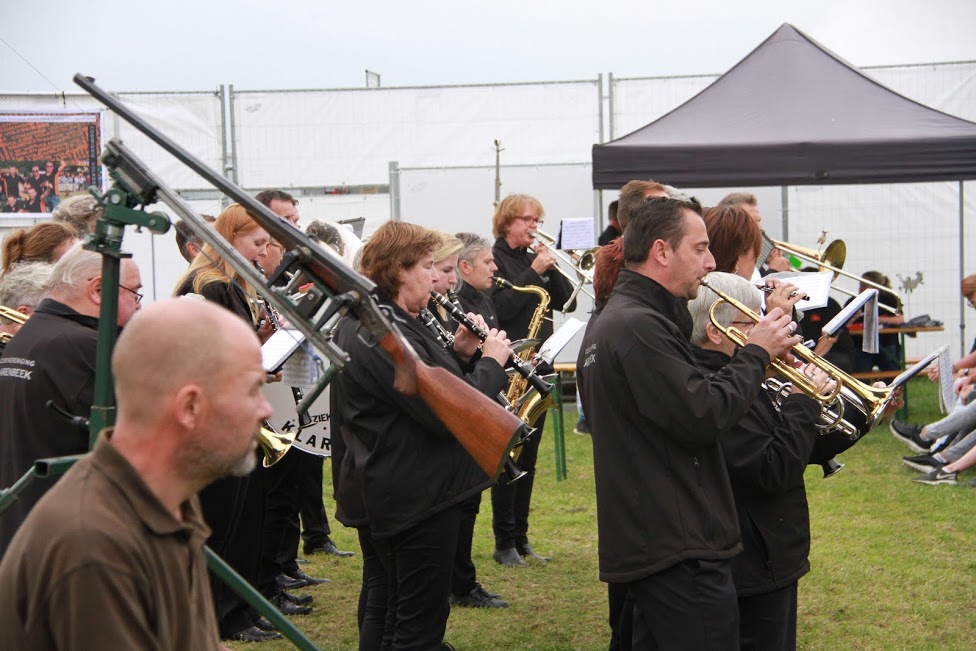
[0,298,273,649]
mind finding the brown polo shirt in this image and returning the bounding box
[0,431,220,649]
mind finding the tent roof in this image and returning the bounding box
[592,24,976,189]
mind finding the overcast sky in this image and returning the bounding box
[2,0,974,93]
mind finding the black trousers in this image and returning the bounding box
[298,453,331,549]
[738,582,798,651]
[373,507,460,651]
[629,559,739,651]
[260,447,301,595]
[451,491,482,596]
[203,455,266,637]
[491,412,544,549]
[607,582,635,651]
[358,527,393,651]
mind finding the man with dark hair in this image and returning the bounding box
[256,189,300,226]
[577,196,799,650]
[598,200,621,246]
[173,215,216,263]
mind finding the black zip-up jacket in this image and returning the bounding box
[456,281,499,330]
[576,270,771,583]
[488,237,577,341]
[332,299,505,539]
[0,299,100,557]
[694,346,820,597]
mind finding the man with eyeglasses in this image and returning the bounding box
[0,244,143,558]
[487,193,578,567]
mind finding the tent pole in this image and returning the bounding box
[780,186,789,241]
[596,73,605,236]
[960,181,966,357]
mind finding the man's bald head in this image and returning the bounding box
[112,298,261,427]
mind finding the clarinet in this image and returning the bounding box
[430,291,553,397]
[419,308,455,349]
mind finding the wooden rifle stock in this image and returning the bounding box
[378,331,529,479]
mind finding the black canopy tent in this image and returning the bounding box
[591,24,976,189]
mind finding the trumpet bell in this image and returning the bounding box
[821,239,846,273]
[258,421,296,467]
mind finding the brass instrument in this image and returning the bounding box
[770,237,902,315]
[495,278,551,461]
[258,420,296,467]
[699,276,898,441]
[0,305,29,344]
[531,230,596,306]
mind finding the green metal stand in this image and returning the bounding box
[552,378,567,481]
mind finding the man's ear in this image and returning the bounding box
[649,239,670,267]
[16,305,32,317]
[87,276,102,306]
[173,385,204,431]
[705,322,725,346]
[458,259,471,277]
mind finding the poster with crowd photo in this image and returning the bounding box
[0,111,101,218]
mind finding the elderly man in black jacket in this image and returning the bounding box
[488,193,577,566]
[688,271,828,650]
[577,196,800,650]
[0,244,142,558]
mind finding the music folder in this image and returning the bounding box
[888,346,947,390]
[537,318,586,365]
[261,328,306,372]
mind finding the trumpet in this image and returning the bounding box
[699,276,898,440]
[770,237,902,315]
[531,230,596,306]
[0,305,29,344]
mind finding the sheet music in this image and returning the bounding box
[889,346,946,390]
[938,348,957,414]
[537,317,586,365]
[282,343,321,390]
[763,271,832,311]
[261,328,306,372]
[559,218,595,251]
[822,288,878,337]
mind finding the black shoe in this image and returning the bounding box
[517,543,551,562]
[274,593,312,616]
[493,547,527,567]
[912,467,958,485]
[276,573,308,590]
[254,617,276,632]
[891,420,928,453]
[450,585,509,608]
[282,589,313,606]
[304,537,355,557]
[228,625,282,642]
[289,567,330,585]
[473,583,501,599]
[903,454,943,472]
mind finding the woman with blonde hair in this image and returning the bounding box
[173,203,279,642]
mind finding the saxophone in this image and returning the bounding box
[495,278,555,461]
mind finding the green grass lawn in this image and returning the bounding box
[233,378,976,650]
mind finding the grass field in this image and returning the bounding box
[232,378,976,650]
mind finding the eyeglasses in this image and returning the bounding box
[517,215,544,226]
[120,284,144,303]
[730,320,755,331]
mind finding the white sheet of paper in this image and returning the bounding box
[537,317,586,365]
[822,288,878,337]
[559,218,595,251]
[764,271,832,310]
[262,328,306,372]
[891,346,946,390]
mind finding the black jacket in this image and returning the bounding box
[456,281,499,330]
[332,299,505,539]
[0,299,100,557]
[576,270,771,583]
[694,346,820,597]
[488,237,577,341]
